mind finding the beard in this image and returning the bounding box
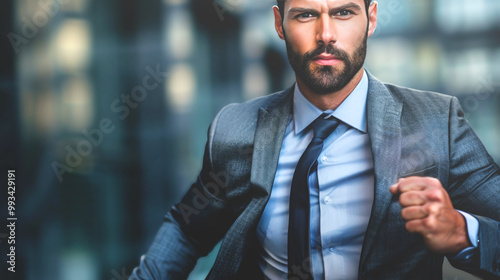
[285,34,367,95]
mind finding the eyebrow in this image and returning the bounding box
[288,2,363,15]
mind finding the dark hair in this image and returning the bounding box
[276,0,373,21]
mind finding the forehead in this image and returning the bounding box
[284,0,366,9]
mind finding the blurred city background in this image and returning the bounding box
[1,0,499,279]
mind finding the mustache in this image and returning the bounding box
[304,44,349,62]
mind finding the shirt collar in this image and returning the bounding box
[293,70,369,134]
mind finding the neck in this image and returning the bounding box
[296,68,364,111]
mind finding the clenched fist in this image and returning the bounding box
[389,176,472,255]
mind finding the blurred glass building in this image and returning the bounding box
[1,0,499,279]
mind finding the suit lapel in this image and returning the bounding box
[250,87,294,195]
[359,73,403,270]
[209,87,293,279]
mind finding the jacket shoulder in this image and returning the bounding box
[221,88,292,118]
[212,87,293,130]
[383,82,455,109]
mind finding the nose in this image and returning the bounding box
[316,14,337,45]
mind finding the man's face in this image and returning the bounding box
[274,0,377,95]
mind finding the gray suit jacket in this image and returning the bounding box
[130,73,500,279]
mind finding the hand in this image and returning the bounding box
[389,176,472,255]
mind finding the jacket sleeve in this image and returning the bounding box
[446,96,500,279]
[130,106,237,280]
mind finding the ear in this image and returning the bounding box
[367,1,378,37]
[273,5,285,40]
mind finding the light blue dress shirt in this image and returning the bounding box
[255,70,478,280]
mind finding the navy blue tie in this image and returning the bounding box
[288,113,340,279]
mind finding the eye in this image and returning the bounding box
[335,10,354,17]
[296,13,315,19]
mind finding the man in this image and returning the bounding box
[130,0,500,279]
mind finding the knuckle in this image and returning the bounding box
[426,189,443,201]
[424,177,441,187]
[424,203,439,215]
[406,192,417,200]
[405,222,413,232]
[399,193,407,205]
[429,177,441,185]
[400,191,424,206]
[422,217,435,229]
[401,208,411,219]
[405,220,419,232]
[398,192,406,200]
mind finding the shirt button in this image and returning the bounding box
[324,196,330,203]
[329,247,335,252]
[321,156,328,162]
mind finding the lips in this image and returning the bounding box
[312,54,343,66]
[314,54,338,60]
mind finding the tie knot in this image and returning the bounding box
[311,113,340,140]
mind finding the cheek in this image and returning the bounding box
[334,19,367,46]
[336,31,366,55]
[285,24,317,53]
